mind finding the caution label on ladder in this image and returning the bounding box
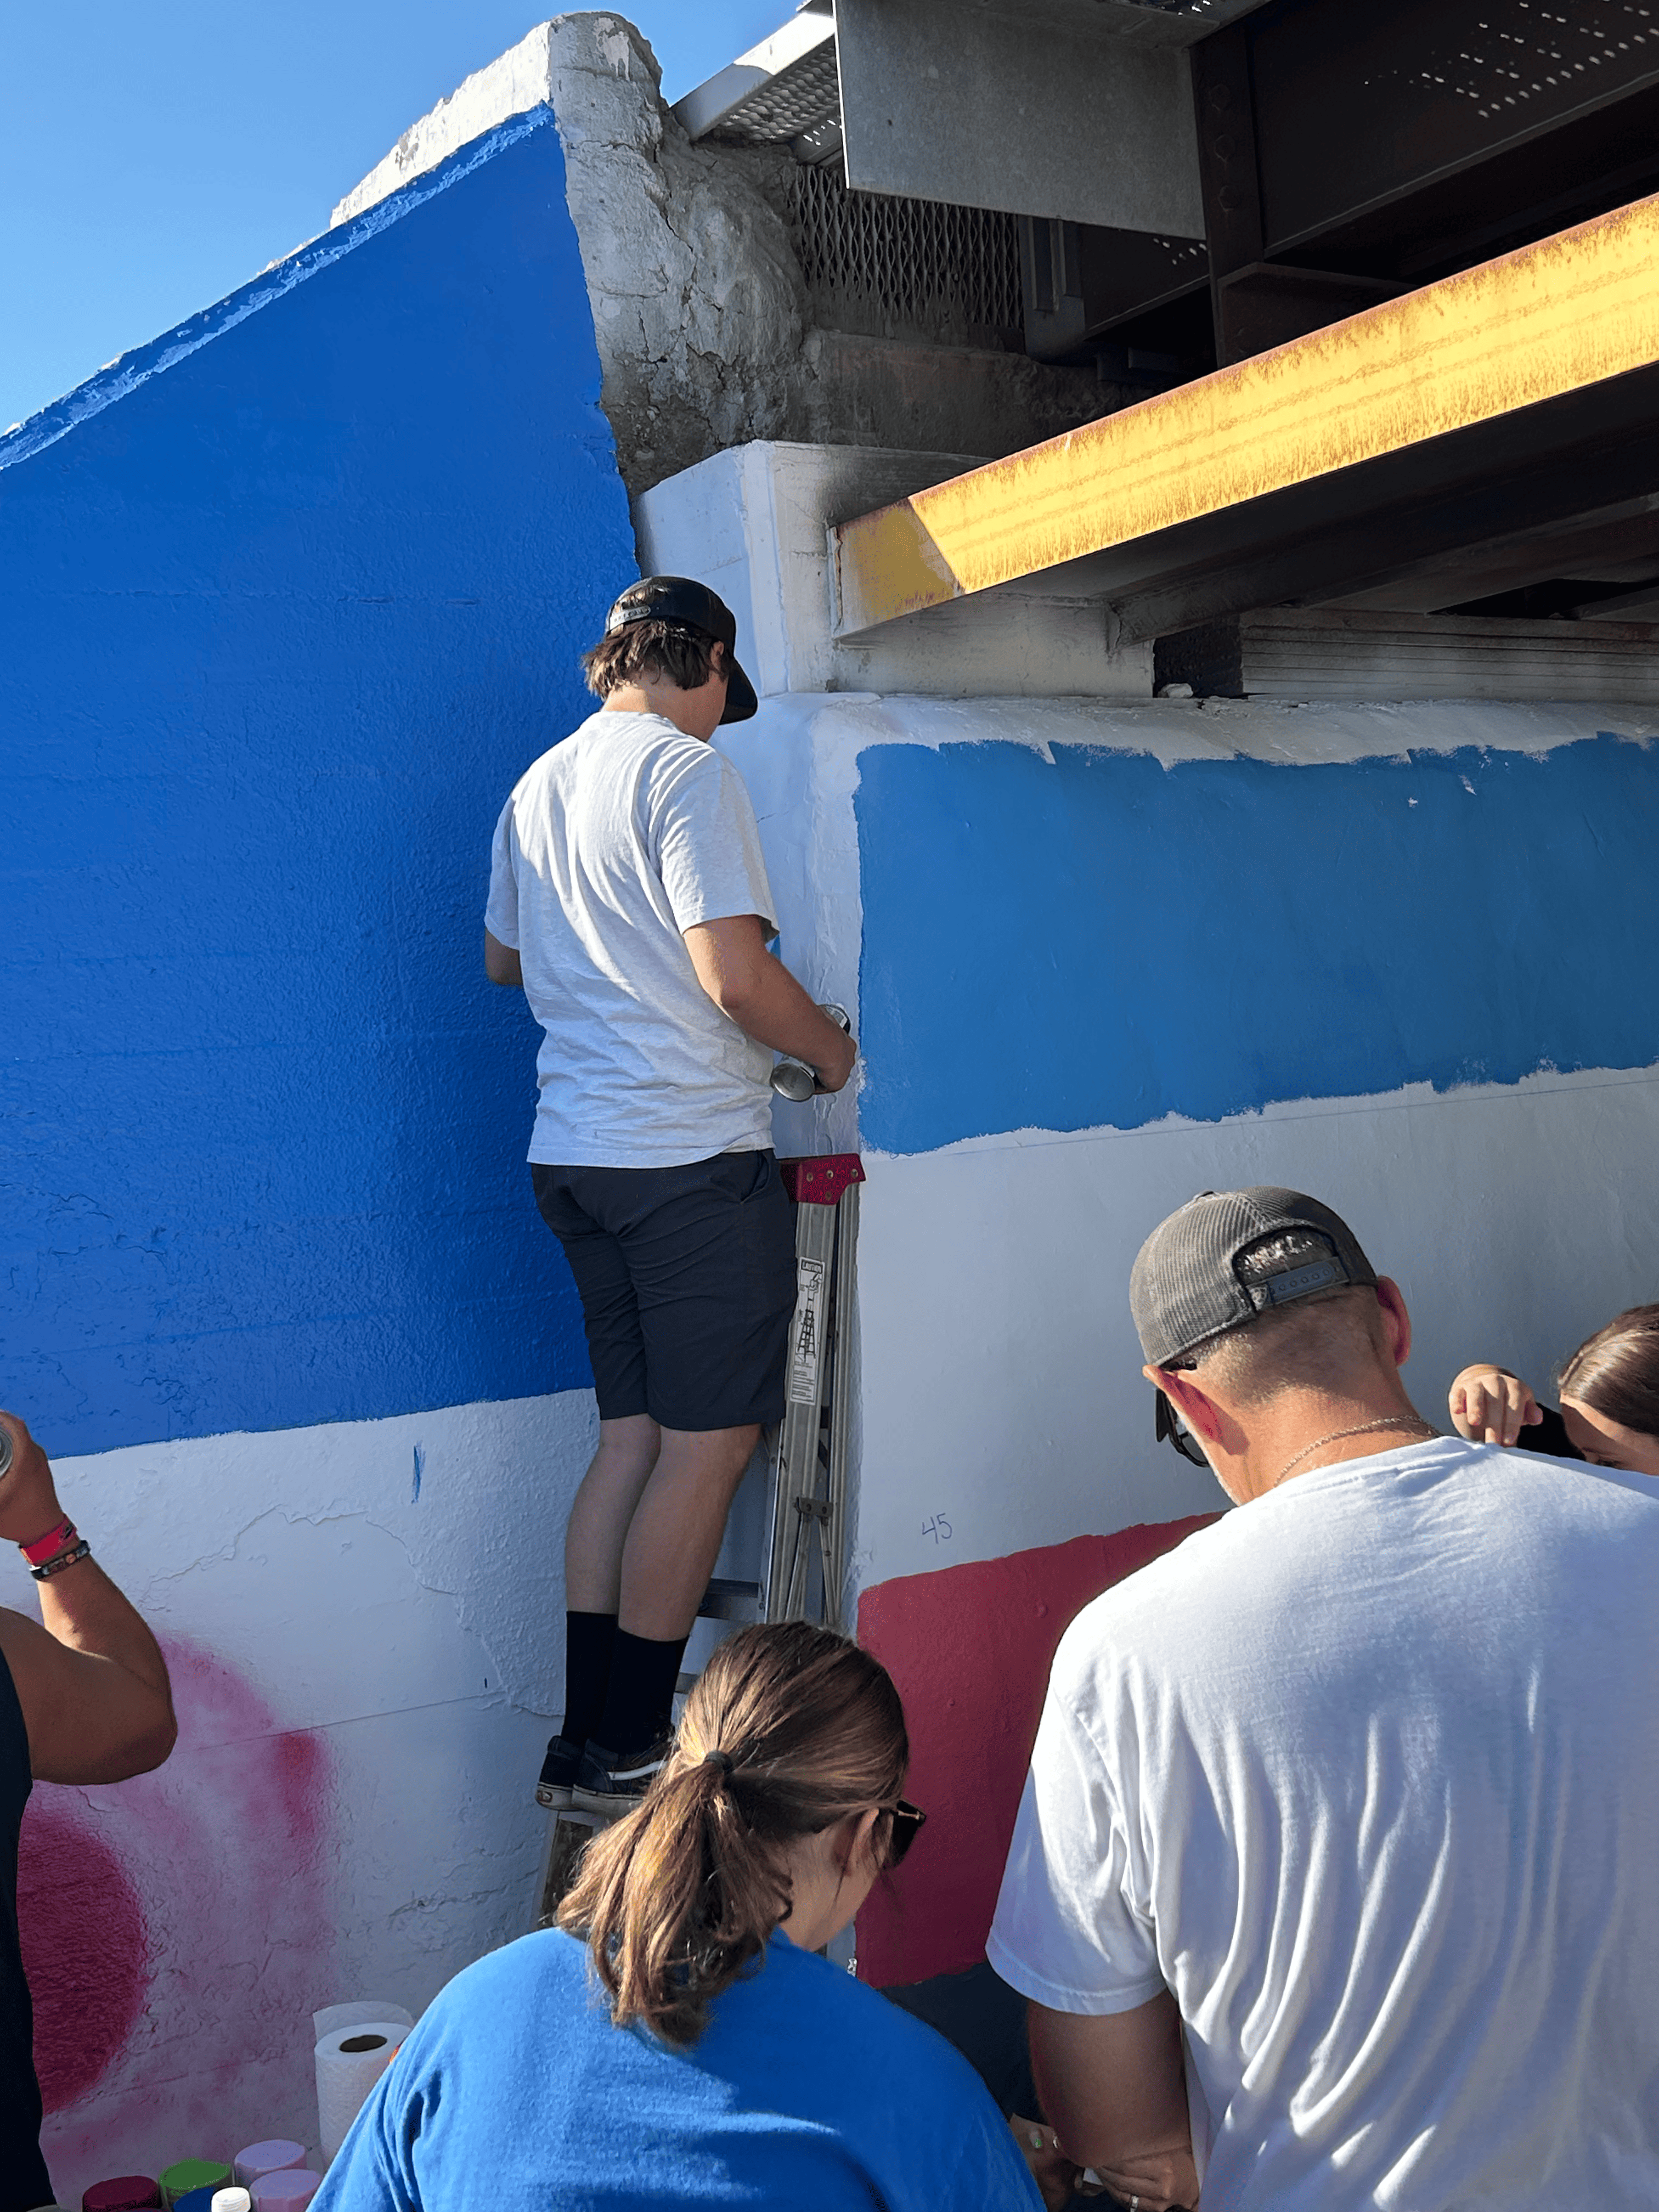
[787,1256,828,1406]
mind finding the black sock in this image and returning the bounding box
[561,1611,617,1746]
[595,1628,690,1754]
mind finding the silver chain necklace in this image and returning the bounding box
[1272,1415,1438,1489]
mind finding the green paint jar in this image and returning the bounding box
[158,2165,232,2209]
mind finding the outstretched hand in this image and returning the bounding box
[0,1412,66,1549]
[1448,1365,1541,1447]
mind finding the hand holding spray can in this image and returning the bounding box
[770,1005,852,1101]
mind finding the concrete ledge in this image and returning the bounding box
[636,441,1152,698]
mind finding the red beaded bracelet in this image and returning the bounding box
[20,1519,77,1568]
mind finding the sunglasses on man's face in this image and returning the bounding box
[1155,1383,1210,1468]
[883,1800,928,1867]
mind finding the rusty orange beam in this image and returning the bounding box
[830,193,1659,635]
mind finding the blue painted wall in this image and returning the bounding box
[1,115,636,1452]
[857,734,1659,1154]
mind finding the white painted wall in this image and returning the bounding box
[852,1065,1659,1593]
[35,1392,597,2196]
[637,442,1155,699]
[714,686,1659,1623]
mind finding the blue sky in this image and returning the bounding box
[0,0,786,431]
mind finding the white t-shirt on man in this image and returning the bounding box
[485,709,778,1168]
[988,1436,1659,2210]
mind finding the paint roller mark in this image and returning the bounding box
[855,733,1659,1150]
[411,1443,424,1503]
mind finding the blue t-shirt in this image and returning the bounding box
[314,1927,1042,2210]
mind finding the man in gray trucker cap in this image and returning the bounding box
[988,1186,1659,2212]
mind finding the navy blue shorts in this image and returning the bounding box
[533,1150,797,1431]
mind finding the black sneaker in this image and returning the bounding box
[571,1738,668,1818]
[535,1733,585,1811]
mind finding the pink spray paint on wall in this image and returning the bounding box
[23,1637,334,2195]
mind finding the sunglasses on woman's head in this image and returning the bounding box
[884,1800,927,1866]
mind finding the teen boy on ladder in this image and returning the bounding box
[485,578,856,1818]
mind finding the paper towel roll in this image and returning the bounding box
[316,2020,409,2165]
[312,1999,413,2043]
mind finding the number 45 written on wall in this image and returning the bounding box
[921,1514,953,1545]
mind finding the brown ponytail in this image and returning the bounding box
[1558,1302,1659,1441]
[556,1621,908,2046]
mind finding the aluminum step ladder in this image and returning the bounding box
[532,1153,865,1929]
[764,1153,864,1630]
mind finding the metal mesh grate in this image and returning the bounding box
[1398,1,1658,126]
[709,45,842,143]
[788,162,1024,341]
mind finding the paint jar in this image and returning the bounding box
[231,2145,306,2188]
[82,2183,161,2212]
[159,2165,232,2209]
[212,2194,253,2212]
[249,2176,321,2211]
[770,1004,851,1101]
[174,2192,225,2212]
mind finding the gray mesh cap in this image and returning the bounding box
[1130,1187,1379,1369]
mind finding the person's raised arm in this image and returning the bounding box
[1448,1364,1541,1446]
[683,916,856,1093]
[0,1412,176,1785]
[1028,1991,1198,2212]
[484,929,523,988]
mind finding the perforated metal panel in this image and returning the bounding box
[708,44,841,144]
[788,162,1024,343]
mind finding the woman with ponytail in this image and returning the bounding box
[314,1621,1042,2211]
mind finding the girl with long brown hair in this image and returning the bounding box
[1449,1302,1659,1475]
[314,1621,1042,2210]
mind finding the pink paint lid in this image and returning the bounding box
[249,2176,321,2211]
[83,2184,162,2212]
[232,2145,307,2185]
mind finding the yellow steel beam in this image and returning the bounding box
[830,193,1659,634]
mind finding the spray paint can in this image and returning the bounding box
[770,1005,851,1101]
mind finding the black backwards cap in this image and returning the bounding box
[1130,1186,1379,1370]
[603,575,759,724]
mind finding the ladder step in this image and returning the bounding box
[698,1576,762,1620]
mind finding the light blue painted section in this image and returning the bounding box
[856,734,1659,1154]
[2,116,635,1452]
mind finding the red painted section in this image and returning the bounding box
[856,1517,1217,1987]
[18,1802,149,2111]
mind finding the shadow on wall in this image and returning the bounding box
[0,109,638,1457]
[856,1516,1217,1987]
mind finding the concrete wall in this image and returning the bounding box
[1,108,636,2196]
[10,6,1659,2187]
[714,688,1659,1986]
[333,15,1113,500]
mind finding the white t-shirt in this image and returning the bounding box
[485,710,778,1167]
[988,1437,1659,2210]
